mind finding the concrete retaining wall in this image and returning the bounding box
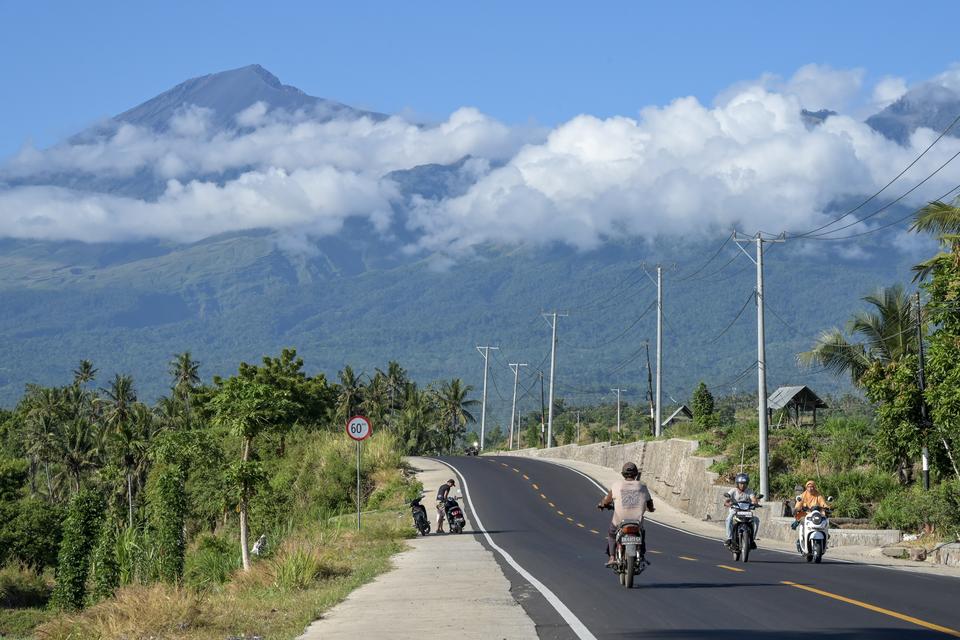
[503,439,902,549]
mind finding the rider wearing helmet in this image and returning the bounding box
[598,462,655,567]
[724,472,760,549]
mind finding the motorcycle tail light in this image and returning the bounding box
[621,524,640,535]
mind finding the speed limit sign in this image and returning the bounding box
[346,415,372,441]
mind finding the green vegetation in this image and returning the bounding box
[0,349,471,638]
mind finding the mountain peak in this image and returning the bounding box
[866,82,960,144]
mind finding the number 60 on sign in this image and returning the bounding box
[347,415,372,441]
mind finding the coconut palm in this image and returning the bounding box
[798,284,918,387]
[336,366,364,424]
[910,198,960,280]
[72,360,98,389]
[433,379,478,453]
[169,352,201,427]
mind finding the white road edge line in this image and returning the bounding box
[430,457,598,640]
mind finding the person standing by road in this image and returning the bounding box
[435,478,455,534]
[598,462,654,567]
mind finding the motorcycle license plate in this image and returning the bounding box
[620,535,642,544]
[737,511,753,517]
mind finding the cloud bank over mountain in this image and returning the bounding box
[2,63,959,251]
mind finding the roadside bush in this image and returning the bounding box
[874,480,960,536]
[183,534,238,590]
[49,488,105,610]
[90,518,120,603]
[147,464,188,584]
[10,498,63,571]
[0,563,51,608]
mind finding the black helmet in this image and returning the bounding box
[621,462,639,478]
[735,473,749,485]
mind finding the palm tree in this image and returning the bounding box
[169,352,200,427]
[60,415,99,493]
[798,284,918,387]
[336,366,364,424]
[362,372,390,428]
[911,198,960,281]
[101,375,140,524]
[433,379,478,453]
[73,360,98,389]
[396,387,437,455]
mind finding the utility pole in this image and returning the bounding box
[542,311,568,448]
[644,341,655,433]
[915,292,930,491]
[508,362,528,451]
[475,346,499,451]
[576,410,581,444]
[733,231,784,501]
[642,265,669,436]
[611,388,626,433]
[539,370,546,447]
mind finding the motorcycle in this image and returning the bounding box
[600,504,649,588]
[444,495,466,534]
[795,497,833,563]
[724,493,763,563]
[410,497,431,536]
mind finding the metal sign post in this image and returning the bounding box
[346,415,372,530]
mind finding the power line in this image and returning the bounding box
[790,110,960,238]
[562,299,657,350]
[799,148,960,239]
[708,290,755,343]
[676,233,733,281]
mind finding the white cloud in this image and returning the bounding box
[2,63,960,253]
[870,75,908,111]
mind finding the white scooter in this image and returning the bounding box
[795,496,833,563]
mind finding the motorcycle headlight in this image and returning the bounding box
[810,514,823,525]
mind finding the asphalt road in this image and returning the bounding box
[436,455,960,640]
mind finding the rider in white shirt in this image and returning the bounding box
[724,472,759,549]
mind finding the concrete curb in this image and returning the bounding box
[297,457,538,639]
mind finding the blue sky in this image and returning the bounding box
[2,1,959,159]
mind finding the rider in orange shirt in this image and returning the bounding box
[792,480,828,529]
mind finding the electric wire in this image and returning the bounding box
[562,299,657,351]
[708,290,755,343]
[676,233,733,281]
[790,110,960,238]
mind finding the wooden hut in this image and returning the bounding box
[767,385,828,427]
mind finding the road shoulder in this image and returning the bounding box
[298,456,538,640]
[517,454,960,579]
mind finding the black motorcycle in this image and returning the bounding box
[600,504,648,588]
[444,496,466,534]
[725,494,763,562]
[410,498,431,536]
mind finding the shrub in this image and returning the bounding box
[50,488,105,610]
[147,464,188,584]
[90,518,120,603]
[0,563,51,608]
[9,498,63,571]
[183,535,238,590]
[874,480,960,535]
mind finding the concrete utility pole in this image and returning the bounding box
[642,265,667,436]
[915,292,930,491]
[644,341,655,432]
[576,410,581,443]
[539,370,546,447]
[508,362,528,451]
[733,231,784,501]
[542,311,568,448]
[475,346,499,451]
[611,388,627,433]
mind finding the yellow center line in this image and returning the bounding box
[556,510,564,515]
[577,523,585,528]
[522,474,530,480]
[548,502,555,507]
[717,564,745,573]
[531,483,539,490]
[781,581,960,638]
[566,517,574,522]
[590,529,600,534]
[678,556,698,561]
[647,550,661,554]
[512,468,520,473]
[501,463,509,467]
[540,493,547,499]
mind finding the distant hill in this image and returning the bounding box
[0,64,943,427]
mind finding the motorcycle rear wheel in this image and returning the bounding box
[625,556,636,588]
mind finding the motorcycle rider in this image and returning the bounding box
[435,478,455,534]
[792,479,829,530]
[724,472,760,549]
[598,462,655,567]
